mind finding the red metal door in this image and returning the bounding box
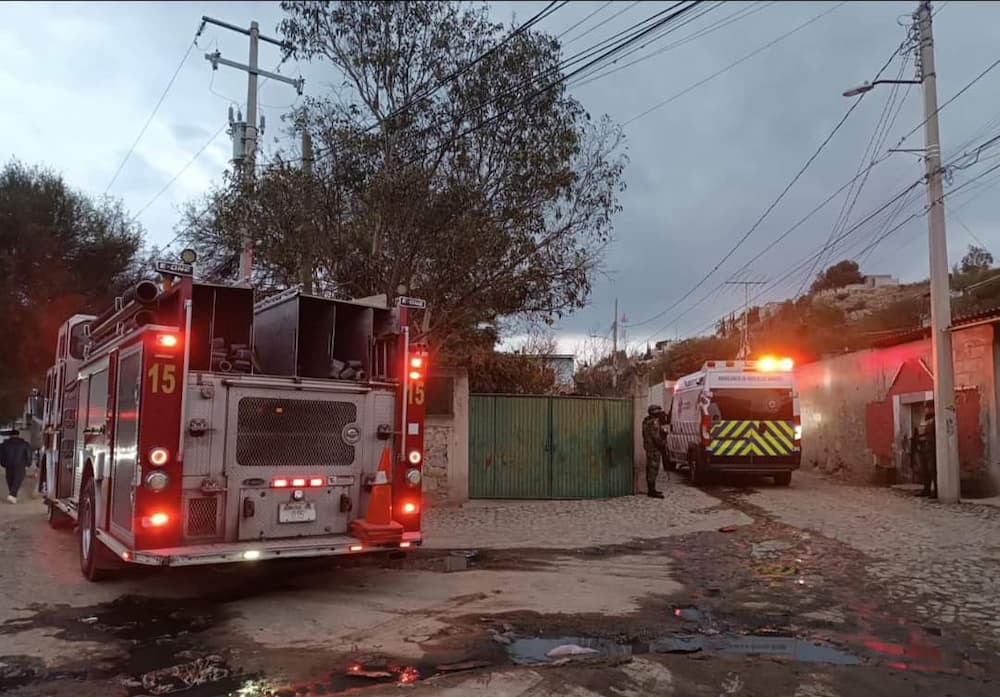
[865,400,894,466]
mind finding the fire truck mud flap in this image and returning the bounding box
[97,529,421,567]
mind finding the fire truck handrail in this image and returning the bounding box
[217,375,379,393]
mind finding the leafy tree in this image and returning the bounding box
[809,259,865,294]
[646,335,740,383]
[180,0,626,365]
[0,160,143,418]
[959,244,993,274]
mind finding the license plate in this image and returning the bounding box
[278,502,316,524]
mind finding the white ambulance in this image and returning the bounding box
[666,357,801,486]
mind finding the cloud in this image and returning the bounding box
[5,0,1000,352]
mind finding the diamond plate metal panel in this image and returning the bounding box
[185,496,219,538]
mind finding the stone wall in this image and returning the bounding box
[422,368,469,506]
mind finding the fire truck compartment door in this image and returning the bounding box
[239,487,351,540]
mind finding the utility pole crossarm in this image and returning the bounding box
[205,52,304,93]
[202,15,292,50]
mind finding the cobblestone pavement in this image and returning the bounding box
[742,472,1000,644]
[4,470,1000,697]
[423,473,750,549]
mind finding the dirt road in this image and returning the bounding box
[1,472,997,696]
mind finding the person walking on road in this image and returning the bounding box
[643,405,669,499]
[1,429,32,504]
[917,405,937,499]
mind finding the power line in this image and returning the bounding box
[686,147,1000,341]
[572,1,774,90]
[105,27,202,194]
[622,2,847,127]
[797,46,914,293]
[376,1,567,127]
[305,2,699,167]
[626,12,873,331]
[130,122,228,223]
[400,2,705,168]
[563,1,641,47]
[558,1,613,41]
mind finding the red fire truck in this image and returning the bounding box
[41,263,426,580]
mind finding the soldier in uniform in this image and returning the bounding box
[643,405,668,499]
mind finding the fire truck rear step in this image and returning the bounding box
[96,529,422,566]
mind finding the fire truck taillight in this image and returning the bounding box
[272,478,289,488]
[309,477,324,487]
[401,501,418,515]
[156,333,179,348]
[408,450,422,465]
[148,447,170,467]
[291,478,307,487]
[141,512,170,528]
[408,355,425,381]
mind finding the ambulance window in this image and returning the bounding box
[712,389,793,420]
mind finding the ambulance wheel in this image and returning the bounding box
[79,479,113,581]
[690,449,709,486]
[47,501,72,529]
[773,472,792,487]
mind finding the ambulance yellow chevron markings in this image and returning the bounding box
[709,421,795,457]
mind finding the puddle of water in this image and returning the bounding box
[506,632,860,668]
[649,634,860,665]
[507,637,632,665]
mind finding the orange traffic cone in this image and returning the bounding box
[349,446,404,543]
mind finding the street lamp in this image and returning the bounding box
[840,1,960,504]
[841,79,922,98]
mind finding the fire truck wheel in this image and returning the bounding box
[773,472,792,487]
[47,501,72,529]
[79,479,115,581]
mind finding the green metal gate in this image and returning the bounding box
[469,395,633,499]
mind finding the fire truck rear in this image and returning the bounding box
[41,268,426,580]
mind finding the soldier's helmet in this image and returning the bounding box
[647,405,664,416]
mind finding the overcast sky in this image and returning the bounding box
[3,1,1000,355]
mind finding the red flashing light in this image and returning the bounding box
[408,370,422,381]
[401,501,418,515]
[156,334,179,348]
[400,541,412,549]
[141,512,169,528]
[349,544,364,552]
[273,477,326,488]
[410,356,424,369]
